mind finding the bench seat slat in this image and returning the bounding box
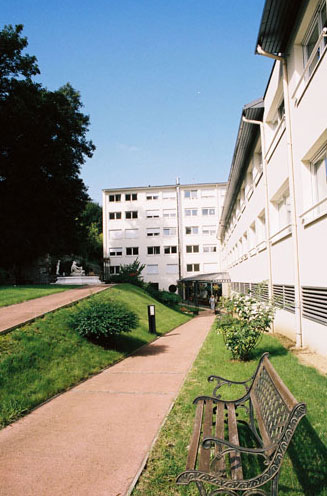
[199,399,213,472]
[186,401,204,470]
[214,401,226,473]
[227,403,243,480]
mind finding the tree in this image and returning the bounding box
[0,25,95,272]
[79,201,103,264]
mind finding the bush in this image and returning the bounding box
[105,259,145,286]
[70,300,139,340]
[144,285,181,308]
[217,294,275,361]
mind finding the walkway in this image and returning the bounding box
[0,310,215,496]
[0,285,109,334]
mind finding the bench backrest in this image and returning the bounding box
[250,355,298,447]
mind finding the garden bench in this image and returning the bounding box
[176,353,306,496]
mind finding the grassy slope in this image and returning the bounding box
[0,285,80,307]
[133,328,327,496]
[0,284,190,428]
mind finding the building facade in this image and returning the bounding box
[103,182,226,291]
[220,0,327,355]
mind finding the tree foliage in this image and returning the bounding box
[0,25,95,269]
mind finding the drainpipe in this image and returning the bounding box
[257,45,303,348]
[176,177,183,281]
[242,115,273,309]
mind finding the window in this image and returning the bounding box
[125,229,139,238]
[166,264,178,274]
[109,229,123,239]
[125,211,138,219]
[186,245,199,253]
[125,193,137,201]
[109,212,122,220]
[163,227,176,236]
[185,208,198,216]
[184,189,197,199]
[109,266,120,274]
[311,148,327,205]
[162,190,176,200]
[109,247,122,256]
[147,227,160,237]
[126,247,139,256]
[185,226,199,235]
[202,208,215,216]
[147,246,160,255]
[147,264,158,274]
[109,194,121,202]
[204,263,218,272]
[201,189,215,198]
[146,209,160,218]
[146,193,159,200]
[257,211,266,244]
[249,222,256,249]
[303,1,327,78]
[202,225,216,236]
[203,245,217,253]
[164,245,177,254]
[186,264,200,272]
[277,192,291,229]
[270,99,285,131]
[163,209,176,218]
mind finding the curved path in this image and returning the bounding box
[0,285,109,334]
[0,311,215,496]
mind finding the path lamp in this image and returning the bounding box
[147,305,156,334]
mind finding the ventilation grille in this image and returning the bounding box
[302,286,327,325]
[273,285,295,313]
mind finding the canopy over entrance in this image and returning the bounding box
[178,272,230,307]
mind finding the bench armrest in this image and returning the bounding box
[202,436,275,465]
[207,375,253,399]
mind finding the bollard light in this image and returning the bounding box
[147,304,156,333]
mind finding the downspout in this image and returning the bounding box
[242,115,273,310]
[176,178,183,281]
[257,45,303,348]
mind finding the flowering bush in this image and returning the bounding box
[217,293,275,360]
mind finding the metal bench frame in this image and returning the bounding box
[176,353,306,496]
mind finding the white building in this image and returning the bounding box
[103,182,226,291]
[220,0,327,355]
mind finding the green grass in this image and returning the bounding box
[0,284,190,428]
[132,327,327,496]
[0,284,81,307]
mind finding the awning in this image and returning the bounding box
[179,272,231,283]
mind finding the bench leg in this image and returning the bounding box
[195,481,208,496]
[271,472,280,496]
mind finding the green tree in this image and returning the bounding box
[0,25,95,274]
[80,201,103,264]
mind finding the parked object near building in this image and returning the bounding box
[103,181,226,291]
[219,0,327,356]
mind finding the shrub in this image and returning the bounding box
[144,284,181,308]
[217,294,275,360]
[105,259,145,286]
[70,300,139,340]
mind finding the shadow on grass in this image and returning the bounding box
[87,333,147,352]
[288,417,327,495]
[251,342,288,360]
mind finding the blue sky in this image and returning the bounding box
[3,0,273,203]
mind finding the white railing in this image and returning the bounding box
[300,196,327,225]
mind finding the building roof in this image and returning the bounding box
[218,98,264,240]
[255,0,307,55]
[103,181,227,193]
[179,272,231,283]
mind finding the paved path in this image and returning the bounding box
[0,285,109,334]
[0,311,215,496]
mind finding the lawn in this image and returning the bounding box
[0,284,190,428]
[0,284,80,307]
[132,326,327,496]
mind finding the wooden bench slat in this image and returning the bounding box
[186,401,204,470]
[199,399,213,472]
[214,401,226,474]
[227,403,243,480]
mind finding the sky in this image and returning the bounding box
[3,0,273,204]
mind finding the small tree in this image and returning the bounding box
[107,259,145,286]
[217,293,275,361]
